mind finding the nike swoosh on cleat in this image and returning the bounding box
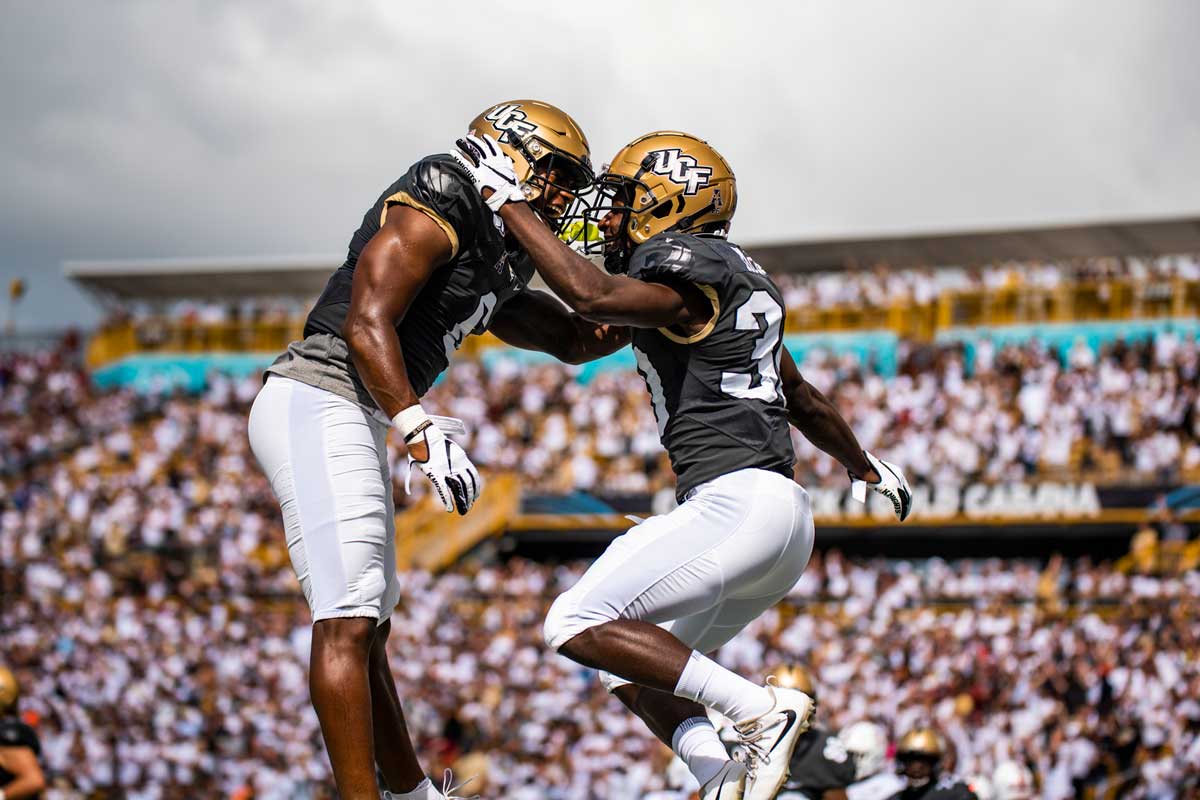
[767,710,798,755]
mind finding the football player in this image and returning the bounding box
[248,100,629,800]
[886,729,977,800]
[453,131,912,800]
[0,666,46,800]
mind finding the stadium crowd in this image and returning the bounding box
[770,253,1200,312]
[96,253,1200,349]
[2,327,1199,797]
[5,545,1199,797]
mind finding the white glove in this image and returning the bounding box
[452,133,527,212]
[394,405,483,515]
[850,451,913,522]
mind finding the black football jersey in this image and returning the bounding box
[778,728,858,798]
[886,776,978,800]
[279,154,533,402]
[0,717,41,789]
[628,233,795,500]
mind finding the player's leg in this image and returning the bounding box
[544,469,811,721]
[611,682,738,793]
[368,619,427,793]
[309,616,380,799]
[602,538,817,796]
[601,604,757,792]
[367,436,430,796]
[248,376,410,799]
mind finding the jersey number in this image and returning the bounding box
[442,292,497,360]
[720,290,784,402]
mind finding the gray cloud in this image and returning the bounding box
[2,0,1198,327]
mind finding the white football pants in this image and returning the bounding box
[247,376,401,624]
[542,467,815,692]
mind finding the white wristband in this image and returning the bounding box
[391,404,431,441]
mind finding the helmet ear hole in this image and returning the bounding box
[651,201,673,219]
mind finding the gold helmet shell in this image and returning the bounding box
[896,728,945,759]
[0,666,18,714]
[770,664,817,701]
[601,131,737,245]
[469,99,594,201]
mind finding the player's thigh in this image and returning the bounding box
[546,491,741,646]
[709,469,814,600]
[665,474,815,653]
[248,377,312,596]
[249,377,393,620]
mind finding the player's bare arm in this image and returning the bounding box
[487,289,632,364]
[0,744,47,799]
[780,346,913,520]
[498,200,712,329]
[342,205,450,454]
[779,346,875,479]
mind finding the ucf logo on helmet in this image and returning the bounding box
[649,148,713,195]
[485,104,538,143]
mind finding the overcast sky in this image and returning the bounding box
[2,0,1199,329]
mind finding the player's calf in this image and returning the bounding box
[309,617,383,799]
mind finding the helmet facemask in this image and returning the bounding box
[566,172,647,275]
[523,148,595,236]
[566,158,732,275]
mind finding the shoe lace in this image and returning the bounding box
[441,768,480,800]
[732,679,781,779]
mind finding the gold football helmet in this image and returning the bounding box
[0,665,18,714]
[770,664,817,702]
[469,99,594,203]
[581,131,736,272]
[896,728,945,759]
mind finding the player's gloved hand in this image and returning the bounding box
[393,405,483,515]
[452,133,527,212]
[849,451,913,522]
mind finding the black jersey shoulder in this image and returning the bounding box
[382,153,492,259]
[627,233,736,288]
[0,718,40,755]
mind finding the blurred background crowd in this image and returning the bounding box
[2,297,1199,796]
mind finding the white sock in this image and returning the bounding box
[384,777,433,799]
[673,651,774,722]
[672,716,731,786]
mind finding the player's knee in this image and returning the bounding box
[312,616,376,656]
[543,592,614,652]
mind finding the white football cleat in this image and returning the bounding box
[700,760,747,800]
[735,681,815,800]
